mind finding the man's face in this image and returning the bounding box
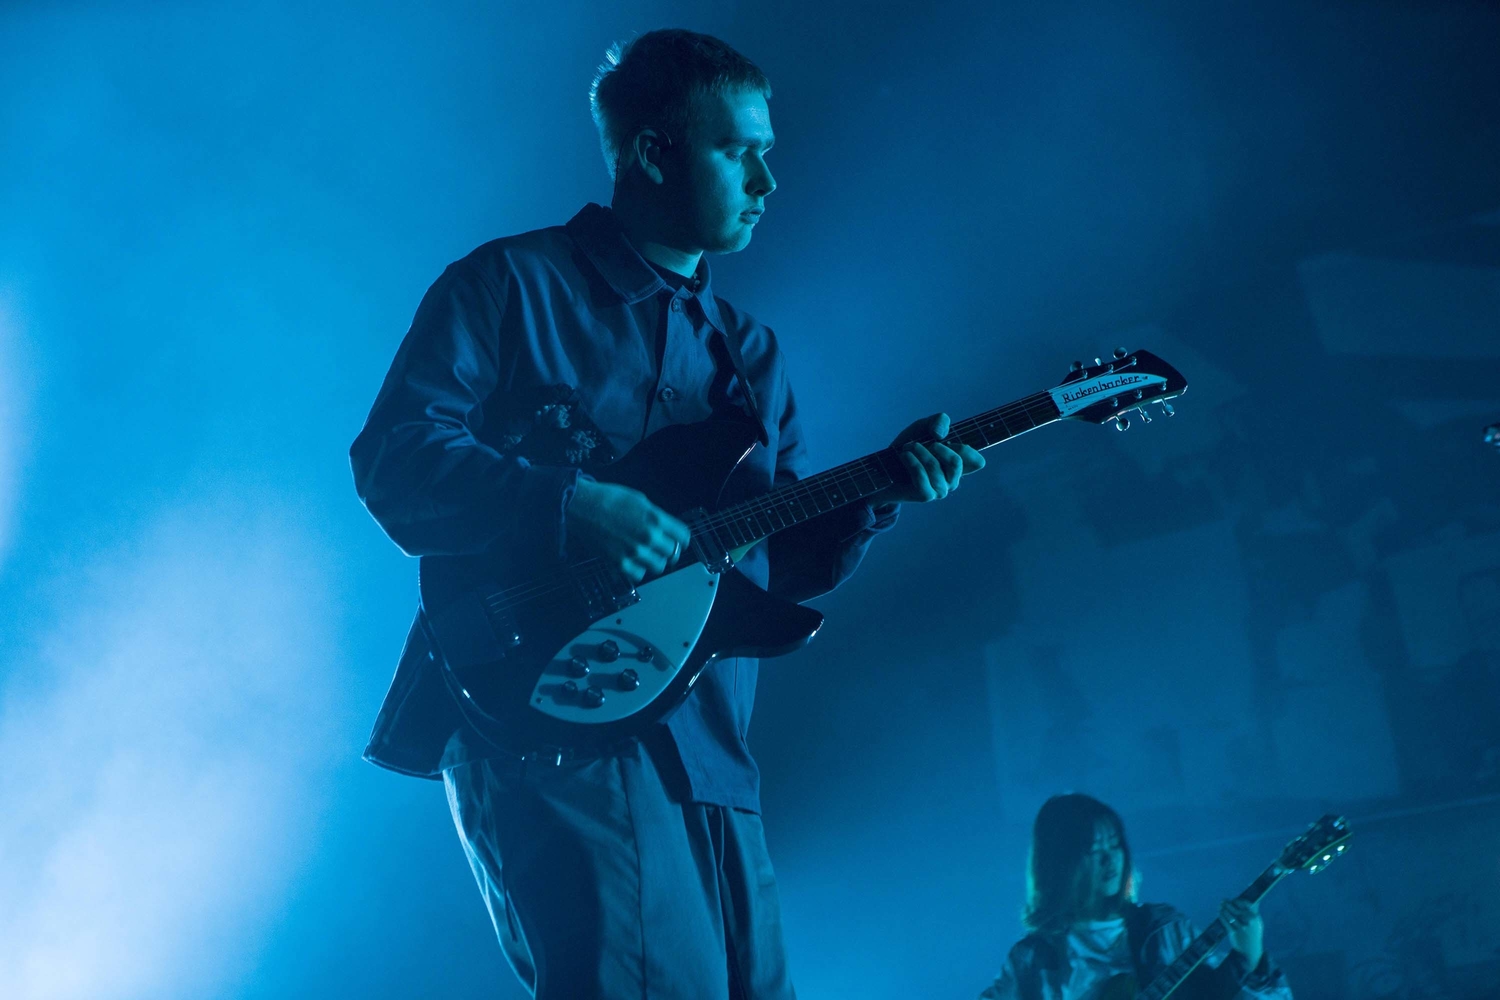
[672,87,776,254]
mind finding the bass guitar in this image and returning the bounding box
[420,349,1188,758]
[1101,814,1353,999]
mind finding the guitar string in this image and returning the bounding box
[696,402,1060,542]
[477,396,1066,614]
[698,394,1060,535]
[476,392,1073,615]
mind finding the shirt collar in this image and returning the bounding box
[565,203,727,335]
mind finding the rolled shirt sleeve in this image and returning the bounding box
[350,260,581,558]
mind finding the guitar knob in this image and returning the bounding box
[567,656,590,678]
[597,640,620,662]
[635,645,655,663]
[581,687,605,709]
[618,669,640,691]
[561,680,580,698]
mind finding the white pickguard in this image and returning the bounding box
[529,562,721,723]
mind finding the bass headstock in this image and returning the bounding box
[1049,349,1189,431]
[1280,814,1352,874]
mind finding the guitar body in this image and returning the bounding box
[418,420,825,758]
[414,350,1192,758]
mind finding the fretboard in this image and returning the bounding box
[1138,866,1286,1000]
[693,390,1061,556]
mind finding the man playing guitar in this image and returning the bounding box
[351,28,982,1000]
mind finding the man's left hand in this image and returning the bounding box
[873,413,986,505]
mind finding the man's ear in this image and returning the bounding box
[629,128,671,185]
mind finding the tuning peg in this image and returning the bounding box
[1070,360,1084,372]
[1137,407,1152,424]
[1157,401,1175,417]
[1094,357,1102,366]
[1115,415,1130,431]
[1113,347,1128,359]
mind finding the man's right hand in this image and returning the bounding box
[566,479,692,583]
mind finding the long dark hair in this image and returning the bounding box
[1022,793,1135,932]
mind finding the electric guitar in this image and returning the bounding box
[1101,814,1353,1000]
[420,350,1188,758]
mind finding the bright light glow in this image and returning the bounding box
[0,495,341,1000]
[0,293,27,569]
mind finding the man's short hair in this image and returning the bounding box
[590,28,771,181]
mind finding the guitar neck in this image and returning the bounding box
[693,390,1062,555]
[1138,866,1287,1000]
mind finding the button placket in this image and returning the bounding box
[658,294,690,408]
[644,287,713,436]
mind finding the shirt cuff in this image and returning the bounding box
[1218,948,1271,986]
[822,500,898,542]
[516,463,583,560]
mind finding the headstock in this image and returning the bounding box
[1279,814,1352,874]
[1050,348,1189,431]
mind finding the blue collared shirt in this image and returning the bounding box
[351,204,898,811]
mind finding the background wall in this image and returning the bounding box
[1,1,1497,997]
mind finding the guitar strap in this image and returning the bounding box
[713,326,770,448]
[1123,903,1154,982]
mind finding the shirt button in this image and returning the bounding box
[658,386,678,402]
[670,299,684,312]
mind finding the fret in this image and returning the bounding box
[694,391,1064,555]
